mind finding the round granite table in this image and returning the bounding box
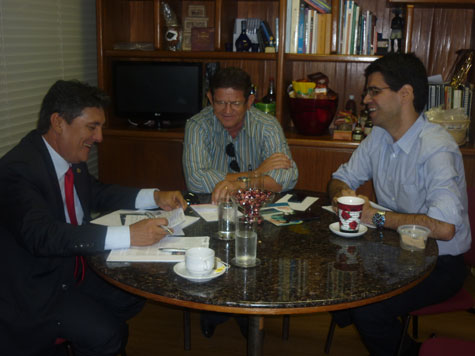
[89,191,438,356]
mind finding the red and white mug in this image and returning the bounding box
[337,196,365,233]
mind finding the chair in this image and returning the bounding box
[419,337,475,356]
[395,187,475,355]
[324,187,475,355]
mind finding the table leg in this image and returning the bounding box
[247,315,264,356]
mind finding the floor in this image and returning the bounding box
[125,271,475,356]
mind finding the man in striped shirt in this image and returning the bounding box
[183,67,298,203]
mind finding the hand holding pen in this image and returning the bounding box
[129,215,174,246]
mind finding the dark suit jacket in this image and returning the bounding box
[0,130,140,348]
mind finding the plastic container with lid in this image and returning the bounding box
[397,225,431,251]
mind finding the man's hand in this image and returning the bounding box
[255,153,292,174]
[129,217,172,246]
[154,190,188,211]
[211,180,243,204]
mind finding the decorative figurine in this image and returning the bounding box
[161,1,182,51]
[390,8,404,53]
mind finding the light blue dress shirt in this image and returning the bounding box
[43,138,158,250]
[183,106,298,193]
[333,114,471,256]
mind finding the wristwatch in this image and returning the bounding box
[372,211,386,230]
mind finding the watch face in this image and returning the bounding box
[372,212,385,228]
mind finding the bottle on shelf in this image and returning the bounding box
[345,94,358,117]
[255,78,276,116]
[262,78,276,103]
[250,84,258,107]
[364,116,373,137]
[235,20,251,52]
[352,120,364,142]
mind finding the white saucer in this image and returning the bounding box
[173,261,226,283]
[329,222,368,238]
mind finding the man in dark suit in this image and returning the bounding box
[0,80,188,356]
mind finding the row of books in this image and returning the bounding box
[427,84,473,118]
[286,0,332,54]
[337,0,377,55]
[285,0,377,56]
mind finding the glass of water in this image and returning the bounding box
[232,218,260,268]
[217,198,237,240]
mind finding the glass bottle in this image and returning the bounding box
[364,117,373,137]
[262,78,276,103]
[235,20,251,52]
[345,94,358,117]
[352,121,363,141]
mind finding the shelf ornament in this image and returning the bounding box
[162,1,182,51]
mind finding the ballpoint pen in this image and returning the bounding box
[145,212,173,234]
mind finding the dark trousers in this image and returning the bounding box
[52,266,145,356]
[332,254,468,356]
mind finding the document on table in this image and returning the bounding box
[190,203,243,222]
[106,236,210,262]
[91,208,200,236]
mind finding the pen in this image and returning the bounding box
[158,248,186,252]
[145,212,173,235]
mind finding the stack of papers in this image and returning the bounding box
[107,236,209,262]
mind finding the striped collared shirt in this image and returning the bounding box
[183,106,298,193]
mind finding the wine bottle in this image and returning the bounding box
[262,78,276,103]
[235,20,251,52]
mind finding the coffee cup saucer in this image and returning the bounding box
[174,261,226,283]
[329,222,368,238]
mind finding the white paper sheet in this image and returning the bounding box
[276,194,319,211]
[106,236,209,262]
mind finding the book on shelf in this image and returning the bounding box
[191,27,215,51]
[303,0,331,14]
[427,82,473,118]
[290,0,301,53]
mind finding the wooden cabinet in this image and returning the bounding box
[96,0,475,192]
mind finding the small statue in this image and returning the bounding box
[390,8,404,53]
[161,1,182,51]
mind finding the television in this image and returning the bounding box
[113,61,203,128]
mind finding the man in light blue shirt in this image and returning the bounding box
[183,67,298,203]
[328,53,471,356]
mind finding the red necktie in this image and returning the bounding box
[65,167,78,226]
[65,167,84,282]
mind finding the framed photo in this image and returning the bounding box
[187,5,206,17]
[183,17,208,32]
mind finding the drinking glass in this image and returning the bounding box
[232,219,260,268]
[217,197,237,240]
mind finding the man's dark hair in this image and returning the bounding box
[37,80,110,134]
[365,53,428,114]
[209,67,252,99]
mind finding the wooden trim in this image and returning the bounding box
[153,0,161,50]
[96,0,104,89]
[404,5,414,53]
[389,0,475,4]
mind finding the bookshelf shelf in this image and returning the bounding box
[284,53,379,63]
[104,49,278,60]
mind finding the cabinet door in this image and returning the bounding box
[98,135,187,191]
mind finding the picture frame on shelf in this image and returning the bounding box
[184,17,209,32]
[188,4,206,17]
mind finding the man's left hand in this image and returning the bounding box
[154,190,188,211]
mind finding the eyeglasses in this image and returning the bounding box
[363,86,391,98]
[226,142,240,172]
[213,100,245,110]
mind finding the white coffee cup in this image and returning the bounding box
[185,247,215,276]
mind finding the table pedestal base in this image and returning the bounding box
[248,315,264,356]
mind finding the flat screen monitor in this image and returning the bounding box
[113,61,203,128]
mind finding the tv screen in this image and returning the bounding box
[113,61,203,128]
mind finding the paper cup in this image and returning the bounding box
[337,196,365,233]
